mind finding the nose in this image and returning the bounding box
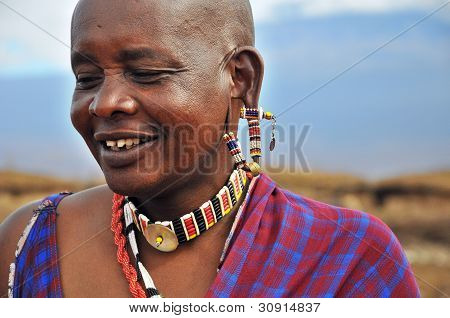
[89,75,138,118]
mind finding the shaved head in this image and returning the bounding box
[171,0,255,46]
[72,0,255,52]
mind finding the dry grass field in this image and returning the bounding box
[1,169,449,297]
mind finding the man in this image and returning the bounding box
[0,0,419,297]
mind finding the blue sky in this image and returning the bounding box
[0,0,449,180]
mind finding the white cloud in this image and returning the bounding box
[250,0,449,22]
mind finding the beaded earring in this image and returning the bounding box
[223,105,276,179]
[223,132,247,170]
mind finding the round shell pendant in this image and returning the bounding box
[143,224,179,252]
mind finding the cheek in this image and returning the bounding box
[70,93,94,140]
[167,71,227,126]
[169,80,226,147]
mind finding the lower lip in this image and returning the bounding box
[99,139,160,168]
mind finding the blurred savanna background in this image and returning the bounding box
[1,0,449,297]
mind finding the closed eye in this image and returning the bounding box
[127,70,168,84]
[75,74,103,90]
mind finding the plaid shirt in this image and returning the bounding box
[205,173,420,297]
[10,174,419,297]
[10,192,69,298]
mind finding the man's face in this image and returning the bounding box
[70,0,233,196]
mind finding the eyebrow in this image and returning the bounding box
[71,51,100,69]
[116,47,185,69]
[116,48,161,62]
[71,47,180,70]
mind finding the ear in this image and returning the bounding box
[229,46,264,108]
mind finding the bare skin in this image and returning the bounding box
[0,0,263,297]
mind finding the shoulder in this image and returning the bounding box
[0,184,113,297]
[55,184,113,228]
[250,174,407,257]
[48,184,114,257]
[268,178,419,296]
[270,178,398,247]
[56,183,112,216]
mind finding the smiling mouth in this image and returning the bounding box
[101,136,159,152]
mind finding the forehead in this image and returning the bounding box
[73,1,171,45]
[71,0,217,62]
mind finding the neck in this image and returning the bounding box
[132,156,236,221]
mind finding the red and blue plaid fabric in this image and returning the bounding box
[11,174,419,297]
[11,192,71,298]
[205,173,420,297]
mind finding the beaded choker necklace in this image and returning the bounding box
[124,168,247,252]
[111,169,248,298]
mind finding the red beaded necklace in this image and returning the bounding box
[111,194,147,298]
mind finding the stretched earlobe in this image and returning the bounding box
[229,46,264,108]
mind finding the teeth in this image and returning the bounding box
[125,139,133,149]
[104,137,148,151]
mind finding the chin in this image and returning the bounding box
[101,164,173,199]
